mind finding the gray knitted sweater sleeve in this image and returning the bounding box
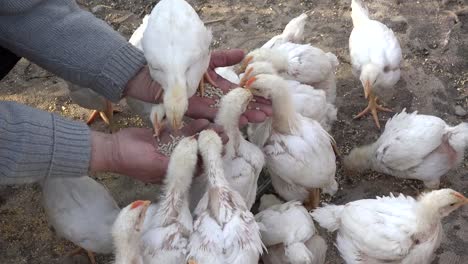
[0,102,90,185]
[0,0,146,102]
[0,0,148,183]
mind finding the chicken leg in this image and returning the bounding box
[86,100,120,133]
[198,72,217,97]
[353,91,392,129]
[67,247,97,264]
[304,188,321,210]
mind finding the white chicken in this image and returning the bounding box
[240,43,339,103]
[245,73,338,209]
[191,88,264,210]
[349,0,402,128]
[255,194,327,264]
[344,109,468,189]
[41,175,120,264]
[216,88,264,209]
[140,136,198,263]
[311,189,468,264]
[112,200,151,264]
[187,130,264,264]
[126,14,166,136]
[261,13,309,49]
[141,0,214,131]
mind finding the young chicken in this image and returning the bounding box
[217,88,264,209]
[256,194,327,264]
[245,74,338,209]
[142,0,214,130]
[127,14,166,136]
[187,130,264,264]
[140,137,198,263]
[240,43,339,103]
[261,13,309,49]
[191,88,264,210]
[349,0,402,128]
[112,200,151,264]
[41,175,120,264]
[311,189,468,264]
[344,109,468,189]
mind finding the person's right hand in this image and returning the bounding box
[90,119,227,183]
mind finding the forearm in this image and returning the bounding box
[0,101,90,185]
[0,0,146,102]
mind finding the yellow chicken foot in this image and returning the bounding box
[86,101,120,133]
[353,92,392,129]
[198,71,217,97]
[188,258,197,264]
[67,247,97,264]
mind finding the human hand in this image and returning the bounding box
[89,119,227,183]
[123,66,163,103]
[186,49,272,126]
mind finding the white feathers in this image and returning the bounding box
[256,195,327,264]
[311,190,466,263]
[344,109,467,188]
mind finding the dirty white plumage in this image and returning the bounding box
[187,130,264,264]
[246,74,338,208]
[41,175,120,263]
[140,137,198,263]
[142,0,212,130]
[344,109,468,188]
[256,194,327,264]
[112,200,151,264]
[190,88,265,210]
[311,189,468,264]
[349,0,402,128]
[261,13,309,49]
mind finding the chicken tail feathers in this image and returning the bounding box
[310,204,344,232]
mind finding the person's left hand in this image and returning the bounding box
[89,119,228,183]
[186,49,272,126]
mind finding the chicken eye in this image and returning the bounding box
[449,203,456,207]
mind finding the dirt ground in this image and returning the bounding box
[0,0,467,263]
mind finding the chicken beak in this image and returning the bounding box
[237,55,253,74]
[171,117,183,130]
[135,200,151,232]
[244,76,257,90]
[239,67,254,88]
[364,79,371,99]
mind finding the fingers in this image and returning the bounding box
[181,119,211,136]
[210,49,245,68]
[253,96,272,105]
[248,101,273,116]
[242,111,268,124]
[187,97,218,121]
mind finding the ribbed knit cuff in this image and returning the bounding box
[48,114,91,178]
[96,43,146,102]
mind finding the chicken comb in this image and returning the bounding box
[131,200,150,209]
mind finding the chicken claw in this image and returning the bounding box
[198,72,217,97]
[237,55,253,74]
[67,247,97,264]
[354,92,392,129]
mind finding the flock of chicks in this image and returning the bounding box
[38,0,468,264]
